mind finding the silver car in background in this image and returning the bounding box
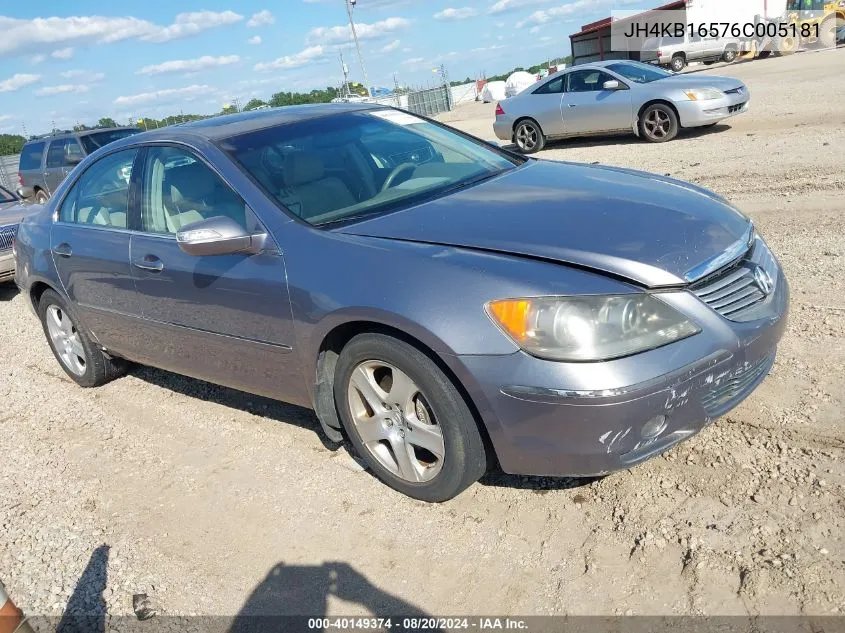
[494,61,750,153]
[0,186,38,283]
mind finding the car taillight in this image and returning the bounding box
[495,103,505,116]
[658,49,662,57]
[17,172,23,187]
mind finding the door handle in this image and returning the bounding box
[134,255,164,272]
[53,243,72,258]
[567,104,577,108]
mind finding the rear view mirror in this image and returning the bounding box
[176,216,267,257]
[16,186,34,200]
[603,80,622,90]
[65,155,83,166]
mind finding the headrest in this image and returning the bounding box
[168,162,216,203]
[283,151,324,187]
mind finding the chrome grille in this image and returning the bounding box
[0,224,16,252]
[691,235,778,322]
[701,351,775,417]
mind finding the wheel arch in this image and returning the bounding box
[29,280,57,313]
[512,116,543,134]
[312,318,500,469]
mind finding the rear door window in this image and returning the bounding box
[533,76,565,94]
[46,140,67,168]
[19,142,46,171]
[65,140,85,165]
[58,149,137,229]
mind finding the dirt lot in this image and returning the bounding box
[1,49,844,620]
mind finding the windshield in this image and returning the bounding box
[607,62,673,83]
[79,129,140,154]
[221,110,519,227]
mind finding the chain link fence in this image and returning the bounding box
[0,155,19,192]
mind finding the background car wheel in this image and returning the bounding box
[513,119,546,154]
[639,104,679,143]
[670,54,686,72]
[722,49,737,63]
[34,189,48,204]
[818,17,836,48]
[334,333,487,502]
[38,289,127,388]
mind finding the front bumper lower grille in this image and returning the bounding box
[728,102,747,113]
[701,350,775,417]
[0,224,16,252]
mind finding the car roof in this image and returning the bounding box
[22,127,138,145]
[147,102,385,142]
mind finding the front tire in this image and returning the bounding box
[513,119,546,154]
[38,289,126,387]
[334,333,487,502]
[670,54,686,72]
[722,48,737,63]
[639,104,679,143]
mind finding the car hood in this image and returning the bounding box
[339,160,752,288]
[0,201,41,226]
[662,74,745,91]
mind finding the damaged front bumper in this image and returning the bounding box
[453,279,789,478]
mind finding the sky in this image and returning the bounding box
[0,0,651,136]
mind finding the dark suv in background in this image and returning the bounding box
[18,128,140,203]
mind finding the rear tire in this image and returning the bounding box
[639,104,679,143]
[513,119,546,154]
[819,17,836,48]
[34,189,48,204]
[670,54,686,72]
[334,333,487,502]
[722,49,737,63]
[38,289,127,388]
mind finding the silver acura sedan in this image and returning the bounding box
[494,60,750,152]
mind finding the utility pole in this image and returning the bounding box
[339,51,350,99]
[345,0,371,96]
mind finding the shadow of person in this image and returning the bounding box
[229,562,442,633]
[57,544,109,633]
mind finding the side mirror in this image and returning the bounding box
[65,155,83,166]
[176,216,267,257]
[16,186,34,200]
[603,80,622,90]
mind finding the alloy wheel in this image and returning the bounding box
[515,123,539,152]
[643,109,672,140]
[45,304,87,376]
[347,360,445,483]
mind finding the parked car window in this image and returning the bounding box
[222,110,518,227]
[0,186,15,203]
[46,140,68,168]
[566,70,617,93]
[58,149,137,228]
[140,146,248,235]
[533,76,565,94]
[65,140,85,165]
[19,142,46,171]
[607,62,672,83]
[79,129,141,155]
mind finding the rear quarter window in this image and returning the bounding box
[19,142,46,171]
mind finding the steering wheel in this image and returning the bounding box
[380,162,417,192]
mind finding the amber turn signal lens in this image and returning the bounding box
[487,299,532,342]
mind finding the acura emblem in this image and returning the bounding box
[753,266,774,295]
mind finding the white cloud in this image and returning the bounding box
[489,0,552,14]
[304,0,410,7]
[31,54,46,64]
[540,35,553,41]
[515,0,641,27]
[402,57,425,66]
[377,39,400,53]
[470,44,506,53]
[247,10,275,27]
[402,47,412,53]
[248,35,262,45]
[0,73,41,92]
[0,115,13,122]
[36,84,90,96]
[138,55,241,75]
[51,47,74,59]
[253,46,326,71]
[306,17,410,46]
[0,11,243,57]
[433,7,478,20]
[529,25,544,33]
[114,84,215,106]
[60,69,105,82]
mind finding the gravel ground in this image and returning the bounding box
[1,49,843,620]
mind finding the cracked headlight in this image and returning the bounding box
[486,295,700,362]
